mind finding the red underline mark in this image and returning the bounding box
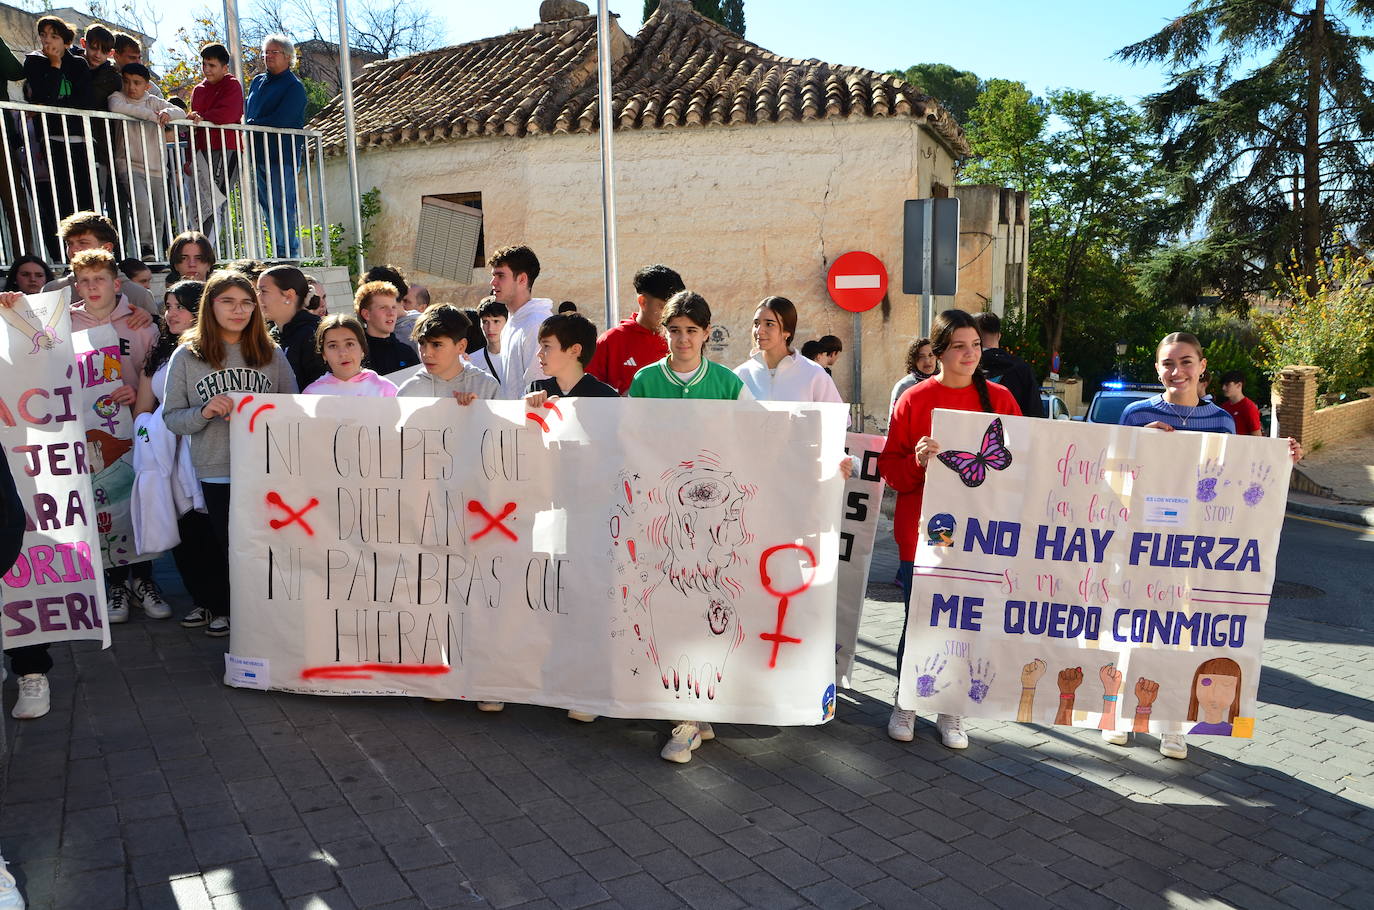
[301,663,452,680]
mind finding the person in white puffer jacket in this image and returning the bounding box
[107,63,186,256]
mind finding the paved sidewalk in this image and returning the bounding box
[1289,431,1374,527]
[2,542,1373,910]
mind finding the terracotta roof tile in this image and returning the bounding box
[310,1,969,157]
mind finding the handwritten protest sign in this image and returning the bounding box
[1,291,110,651]
[227,395,847,725]
[835,432,885,688]
[72,325,148,567]
[902,410,1290,737]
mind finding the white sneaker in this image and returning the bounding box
[477,702,505,712]
[698,721,715,741]
[0,861,25,910]
[128,578,172,619]
[660,722,702,763]
[1102,729,1129,746]
[1160,733,1188,760]
[936,713,968,749]
[567,710,598,722]
[106,584,130,624]
[13,674,50,720]
[205,616,230,638]
[887,707,916,742]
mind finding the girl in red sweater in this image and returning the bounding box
[879,310,1021,748]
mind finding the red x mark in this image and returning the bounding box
[266,491,320,535]
[468,500,518,541]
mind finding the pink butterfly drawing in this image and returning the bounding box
[936,418,1012,488]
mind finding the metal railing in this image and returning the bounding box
[0,99,330,270]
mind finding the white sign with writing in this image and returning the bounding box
[227,395,848,725]
[902,411,1289,737]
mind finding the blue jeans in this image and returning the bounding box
[895,560,914,673]
[255,151,300,259]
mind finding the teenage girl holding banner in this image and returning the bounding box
[879,310,1021,749]
[1113,331,1301,759]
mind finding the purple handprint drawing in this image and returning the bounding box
[1243,462,1272,507]
[1196,459,1223,503]
[967,658,996,703]
[914,655,950,698]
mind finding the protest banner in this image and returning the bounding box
[72,324,149,567]
[1,291,110,651]
[901,410,1290,737]
[835,432,885,688]
[226,395,848,725]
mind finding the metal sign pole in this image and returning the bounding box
[336,0,365,275]
[851,309,863,428]
[595,1,620,328]
[921,199,934,337]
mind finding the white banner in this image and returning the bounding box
[227,395,848,725]
[901,410,1290,737]
[835,432,885,688]
[72,324,150,567]
[1,291,110,651]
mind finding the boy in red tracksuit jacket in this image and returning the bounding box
[586,264,682,394]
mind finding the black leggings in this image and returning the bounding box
[170,509,220,614]
[200,482,232,617]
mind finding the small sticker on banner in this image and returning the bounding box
[1143,496,1189,526]
[226,654,270,690]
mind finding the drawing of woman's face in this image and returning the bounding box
[1195,673,1238,723]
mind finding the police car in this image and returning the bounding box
[1080,381,1164,424]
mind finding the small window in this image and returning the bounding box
[413,193,485,283]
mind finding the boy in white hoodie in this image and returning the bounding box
[108,63,182,256]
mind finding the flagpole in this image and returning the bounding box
[336,0,366,275]
[595,1,620,328]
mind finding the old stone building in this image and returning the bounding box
[311,0,997,423]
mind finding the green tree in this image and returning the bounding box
[644,0,742,33]
[886,63,982,125]
[962,86,1167,371]
[720,0,745,35]
[1260,246,1374,397]
[1117,1,1374,303]
[961,79,1048,194]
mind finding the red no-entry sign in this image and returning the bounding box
[827,251,888,312]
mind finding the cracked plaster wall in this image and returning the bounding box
[326,117,957,427]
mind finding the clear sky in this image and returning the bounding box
[142,0,1186,105]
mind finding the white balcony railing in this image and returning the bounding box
[0,99,330,270]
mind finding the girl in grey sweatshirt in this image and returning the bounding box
[161,271,297,636]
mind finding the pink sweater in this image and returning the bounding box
[70,296,159,393]
[303,369,398,397]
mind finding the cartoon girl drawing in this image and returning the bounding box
[1186,657,1243,735]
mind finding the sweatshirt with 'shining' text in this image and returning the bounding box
[162,342,298,480]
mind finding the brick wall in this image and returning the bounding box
[1272,365,1374,447]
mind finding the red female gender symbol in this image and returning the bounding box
[758,543,817,668]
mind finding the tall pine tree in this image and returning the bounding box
[644,0,744,35]
[1118,1,1374,302]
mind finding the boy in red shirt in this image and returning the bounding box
[586,264,683,395]
[188,42,244,236]
[1218,370,1263,436]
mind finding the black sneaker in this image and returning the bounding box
[181,606,211,628]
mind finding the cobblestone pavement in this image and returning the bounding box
[2,541,1372,910]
